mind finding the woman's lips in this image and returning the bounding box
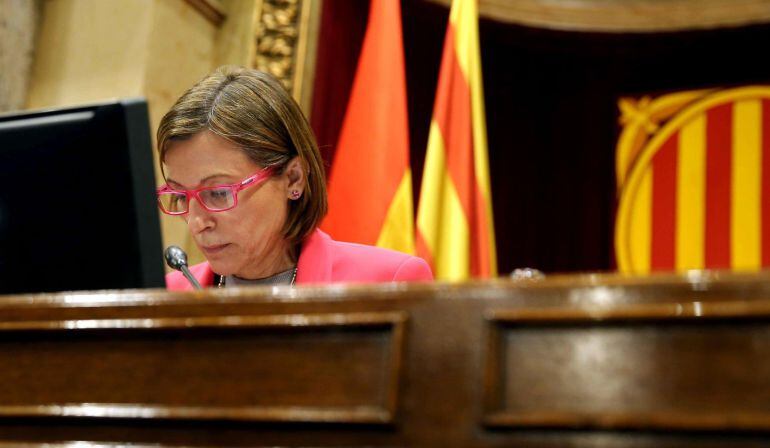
[201,243,229,256]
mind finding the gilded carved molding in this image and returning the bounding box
[253,0,320,113]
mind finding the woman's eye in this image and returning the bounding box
[170,194,187,205]
[202,189,232,206]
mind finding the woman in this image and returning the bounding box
[158,66,432,289]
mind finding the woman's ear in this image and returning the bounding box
[284,156,306,200]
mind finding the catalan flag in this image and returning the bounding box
[322,0,415,254]
[616,87,770,273]
[416,0,497,280]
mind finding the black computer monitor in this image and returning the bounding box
[0,99,165,294]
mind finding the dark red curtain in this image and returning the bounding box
[309,0,369,167]
[311,0,770,275]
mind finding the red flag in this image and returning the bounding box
[322,0,414,253]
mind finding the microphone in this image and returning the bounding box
[164,245,202,290]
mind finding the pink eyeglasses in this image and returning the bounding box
[157,166,275,215]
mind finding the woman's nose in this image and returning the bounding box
[186,199,214,234]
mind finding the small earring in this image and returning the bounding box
[290,190,301,200]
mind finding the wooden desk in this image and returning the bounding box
[1,271,770,446]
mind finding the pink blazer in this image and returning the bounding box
[166,229,433,290]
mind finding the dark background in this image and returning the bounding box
[310,0,770,275]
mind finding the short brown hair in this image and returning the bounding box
[157,66,327,247]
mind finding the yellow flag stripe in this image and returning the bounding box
[417,122,446,259]
[731,99,762,270]
[435,179,471,280]
[449,0,497,275]
[450,0,473,79]
[376,169,416,254]
[417,121,471,279]
[676,115,706,270]
[629,168,652,273]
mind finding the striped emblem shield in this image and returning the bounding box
[616,86,770,273]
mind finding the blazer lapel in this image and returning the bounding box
[296,229,333,284]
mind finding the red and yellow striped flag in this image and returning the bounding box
[322,0,414,253]
[416,0,497,280]
[616,87,770,273]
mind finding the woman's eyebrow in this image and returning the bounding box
[164,177,184,188]
[165,174,233,189]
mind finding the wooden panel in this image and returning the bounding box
[2,272,770,446]
[483,302,770,430]
[0,312,406,424]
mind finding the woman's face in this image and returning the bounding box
[163,130,296,278]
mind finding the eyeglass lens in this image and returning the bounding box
[199,188,235,210]
[158,187,236,214]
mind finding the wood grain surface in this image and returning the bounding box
[0,271,769,446]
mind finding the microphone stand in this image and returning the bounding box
[180,264,202,290]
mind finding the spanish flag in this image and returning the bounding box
[416,0,497,280]
[322,0,414,254]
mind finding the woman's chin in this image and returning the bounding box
[207,260,235,276]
